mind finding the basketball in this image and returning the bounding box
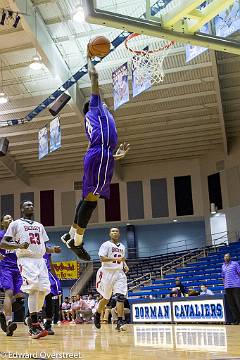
[88,36,111,58]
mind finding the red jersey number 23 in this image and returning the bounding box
[29,233,40,245]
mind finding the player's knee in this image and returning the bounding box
[115,293,125,303]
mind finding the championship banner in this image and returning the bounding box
[112,62,129,110]
[38,126,48,160]
[50,116,61,153]
[52,261,80,280]
[173,299,225,323]
[132,302,172,323]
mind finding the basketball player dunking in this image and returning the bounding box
[61,48,130,261]
[1,201,59,339]
[94,227,129,331]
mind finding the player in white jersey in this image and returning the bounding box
[94,227,129,331]
[1,200,59,339]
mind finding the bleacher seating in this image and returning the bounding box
[128,241,240,298]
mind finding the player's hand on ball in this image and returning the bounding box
[113,142,130,161]
[124,265,129,273]
[54,246,61,253]
[19,242,29,249]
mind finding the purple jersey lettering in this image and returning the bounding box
[84,95,118,150]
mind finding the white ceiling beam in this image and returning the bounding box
[0,43,33,55]
[0,154,30,185]
[8,0,86,119]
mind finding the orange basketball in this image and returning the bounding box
[88,36,111,58]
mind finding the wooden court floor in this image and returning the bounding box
[0,323,240,360]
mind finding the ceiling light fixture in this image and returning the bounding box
[72,6,85,23]
[0,92,8,104]
[13,14,21,28]
[29,55,43,70]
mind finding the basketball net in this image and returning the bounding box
[125,33,175,85]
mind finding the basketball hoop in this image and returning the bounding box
[125,33,175,85]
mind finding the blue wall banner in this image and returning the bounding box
[132,302,172,323]
[173,299,225,323]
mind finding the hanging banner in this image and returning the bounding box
[52,261,80,280]
[50,116,61,153]
[132,46,151,97]
[215,0,240,38]
[112,62,129,110]
[38,126,48,160]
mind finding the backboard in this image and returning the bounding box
[84,0,240,55]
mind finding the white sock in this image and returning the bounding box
[69,226,76,239]
[6,315,12,323]
[74,233,83,246]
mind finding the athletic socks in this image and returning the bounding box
[74,232,83,246]
[69,226,76,239]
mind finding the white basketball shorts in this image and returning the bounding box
[96,267,127,300]
[17,257,50,294]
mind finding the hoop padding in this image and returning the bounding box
[125,33,175,85]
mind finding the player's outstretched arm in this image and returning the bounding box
[87,55,100,96]
[113,142,130,161]
[46,246,61,254]
[0,237,29,250]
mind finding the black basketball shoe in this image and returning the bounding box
[94,312,101,329]
[67,239,91,261]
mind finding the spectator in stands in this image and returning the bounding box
[71,294,81,322]
[175,278,187,296]
[61,297,71,321]
[188,288,200,296]
[85,293,96,310]
[200,285,214,296]
[169,287,182,297]
[222,253,240,324]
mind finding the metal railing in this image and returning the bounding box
[128,272,152,291]
[70,262,94,296]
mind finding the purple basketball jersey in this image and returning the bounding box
[85,95,118,150]
[0,230,18,267]
[43,252,51,271]
[83,95,118,199]
[43,253,62,296]
[0,230,22,294]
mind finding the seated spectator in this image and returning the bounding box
[200,285,214,296]
[175,278,187,296]
[75,296,95,323]
[85,293,96,310]
[188,288,200,296]
[71,294,81,322]
[61,297,71,321]
[169,287,182,297]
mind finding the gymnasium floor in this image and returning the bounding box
[0,324,239,360]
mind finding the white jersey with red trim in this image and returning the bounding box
[98,240,125,270]
[4,218,49,258]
